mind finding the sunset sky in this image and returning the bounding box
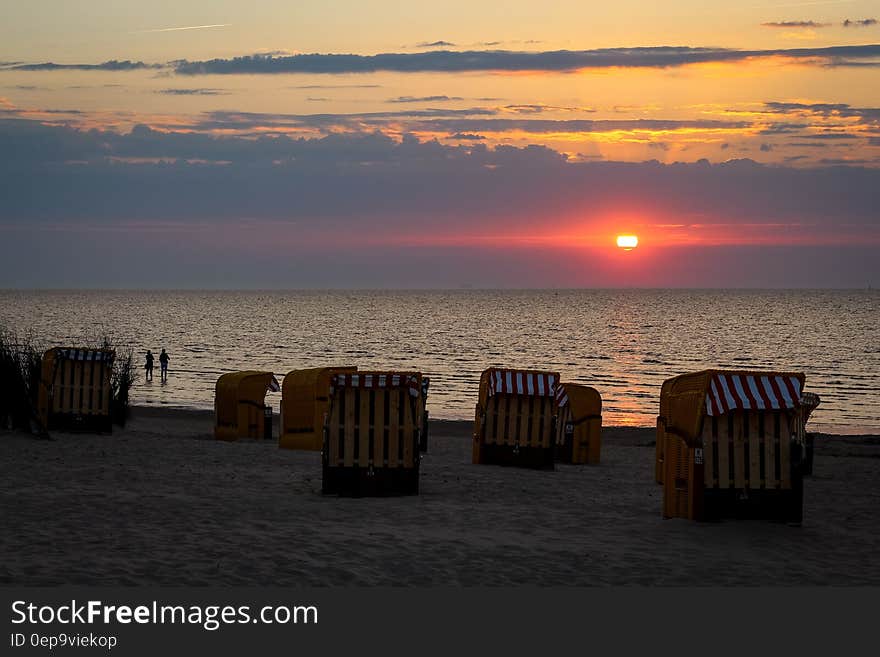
[2,1,878,287]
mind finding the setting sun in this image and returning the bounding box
[616,235,639,250]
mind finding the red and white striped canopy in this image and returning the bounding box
[331,372,421,398]
[486,368,559,399]
[705,373,802,416]
[555,384,569,408]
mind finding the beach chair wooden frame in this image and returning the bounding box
[419,377,430,453]
[322,371,423,496]
[279,366,357,450]
[473,367,559,470]
[799,392,820,476]
[555,383,602,464]
[214,371,279,441]
[37,348,114,433]
[658,370,809,523]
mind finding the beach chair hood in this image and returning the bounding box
[478,367,561,408]
[660,369,806,446]
[214,371,278,440]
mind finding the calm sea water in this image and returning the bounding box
[1,290,877,433]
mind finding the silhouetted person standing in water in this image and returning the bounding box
[144,350,154,381]
[159,348,170,381]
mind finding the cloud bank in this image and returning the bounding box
[5,45,879,77]
[0,117,877,287]
[9,60,161,72]
[170,45,880,75]
[761,21,830,28]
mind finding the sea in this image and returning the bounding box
[1,289,877,434]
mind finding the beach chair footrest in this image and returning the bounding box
[322,465,420,497]
[47,412,113,434]
[477,444,555,470]
[701,485,803,524]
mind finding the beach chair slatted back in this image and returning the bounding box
[660,370,809,523]
[323,372,422,496]
[38,348,114,433]
[473,368,559,469]
[484,394,555,449]
[701,411,802,491]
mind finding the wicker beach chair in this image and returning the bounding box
[37,347,115,433]
[473,367,559,469]
[658,369,812,523]
[322,371,424,496]
[214,371,280,441]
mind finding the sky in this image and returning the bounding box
[1,1,878,288]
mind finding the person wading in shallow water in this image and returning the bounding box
[159,348,170,382]
[144,350,154,381]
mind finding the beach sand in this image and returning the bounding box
[1,407,878,586]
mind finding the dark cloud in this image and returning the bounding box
[759,123,810,135]
[1,117,877,287]
[8,46,880,78]
[415,41,456,48]
[185,107,500,132]
[9,60,161,72]
[843,19,878,27]
[765,101,850,115]
[157,88,229,95]
[825,59,880,67]
[170,45,880,75]
[387,95,463,103]
[761,21,830,28]
[2,117,875,225]
[181,110,749,136]
[0,107,84,117]
[401,117,749,134]
[762,102,880,129]
[447,133,486,140]
[504,104,549,114]
[799,132,861,140]
[502,104,596,114]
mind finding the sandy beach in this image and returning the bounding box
[1,407,879,586]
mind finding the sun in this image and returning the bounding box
[616,235,639,250]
